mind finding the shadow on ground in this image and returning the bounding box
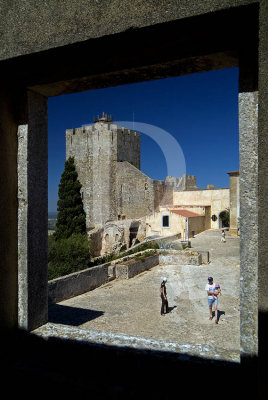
[1,327,258,399]
[48,304,104,326]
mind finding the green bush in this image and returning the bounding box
[122,241,159,256]
[48,237,159,280]
[48,234,91,280]
[133,249,157,262]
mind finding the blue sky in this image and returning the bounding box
[48,67,239,212]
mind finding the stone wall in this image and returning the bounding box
[159,251,202,265]
[117,128,140,169]
[166,175,198,191]
[227,171,239,235]
[153,180,174,210]
[115,254,159,279]
[66,122,140,229]
[48,249,203,303]
[88,227,104,257]
[48,262,112,305]
[188,216,206,237]
[116,162,154,219]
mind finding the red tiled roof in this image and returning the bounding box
[173,205,206,207]
[170,210,202,218]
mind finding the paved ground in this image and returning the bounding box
[35,229,240,362]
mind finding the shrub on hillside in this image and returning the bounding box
[48,234,91,280]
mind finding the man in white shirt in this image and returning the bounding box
[205,276,219,322]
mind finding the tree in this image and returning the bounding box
[48,234,91,280]
[48,158,90,280]
[54,157,86,240]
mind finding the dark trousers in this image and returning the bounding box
[161,295,169,314]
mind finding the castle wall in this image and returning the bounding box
[166,175,198,191]
[116,126,140,169]
[153,180,174,210]
[91,124,117,226]
[66,123,141,229]
[66,126,94,229]
[116,161,154,220]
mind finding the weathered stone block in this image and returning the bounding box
[115,255,159,279]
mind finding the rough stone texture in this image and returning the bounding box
[101,223,125,255]
[17,124,28,327]
[159,252,202,266]
[87,226,104,257]
[227,171,239,235]
[258,5,268,393]
[116,161,154,219]
[0,0,256,62]
[17,91,48,330]
[66,122,140,228]
[115,255,159,279]
[239,90,258,357]
[48,263,112,305]
[166,174,198,191]
[101,219,141,255]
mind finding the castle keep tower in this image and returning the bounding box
[66,113,141,229]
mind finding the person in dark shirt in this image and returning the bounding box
[160,277,169,316]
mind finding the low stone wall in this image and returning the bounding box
[195,250,210,264]
[121,233,181,256]
[115,254,159,279]
[158,250,202,265]
[48,262,112,305]
[48,249,204,304]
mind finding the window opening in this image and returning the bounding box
[162,215,170,227]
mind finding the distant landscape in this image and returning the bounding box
[48,212,57,231]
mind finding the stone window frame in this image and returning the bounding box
[11,4,262,372]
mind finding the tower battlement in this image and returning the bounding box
[66,116,140,228]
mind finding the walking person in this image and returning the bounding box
[221,230,226,242]
[205,277,219,323]
[160,277,169,316]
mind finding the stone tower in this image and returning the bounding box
[66,113,140,229]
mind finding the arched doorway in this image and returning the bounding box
[219,210,230,228]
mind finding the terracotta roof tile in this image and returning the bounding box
[170,210,202,218]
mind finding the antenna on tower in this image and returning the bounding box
[133,111,135,130]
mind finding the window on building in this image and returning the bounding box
[162,215,169,227]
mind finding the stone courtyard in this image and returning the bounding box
[35,229,240,363]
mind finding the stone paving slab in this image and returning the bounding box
[34,229,240,363]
